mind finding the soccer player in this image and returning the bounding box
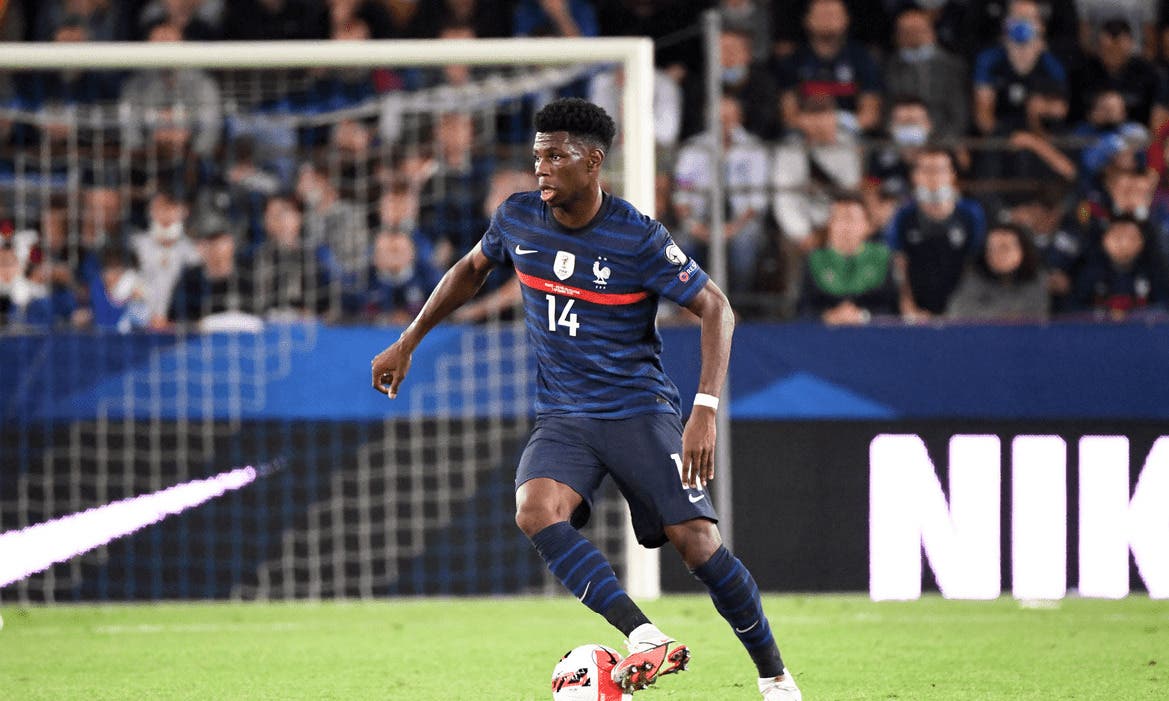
[370,98,801,701]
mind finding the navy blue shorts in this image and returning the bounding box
[516,413,719,548]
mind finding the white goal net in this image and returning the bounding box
[0,37,659,602]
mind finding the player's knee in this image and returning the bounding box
[666,519,723,569]
[515,500,568,537]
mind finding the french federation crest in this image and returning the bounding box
[554,250,576,280]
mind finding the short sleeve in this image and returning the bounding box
[638,222,709,306]
[885,204,911,251]
[972,48,997,88]
[478,206,510,266]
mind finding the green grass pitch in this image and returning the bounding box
[0,594,1165,700]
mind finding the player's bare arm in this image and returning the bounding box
[680,280,735,489]
[371,244,495,397]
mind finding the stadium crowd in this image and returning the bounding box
[3,0,1169,332]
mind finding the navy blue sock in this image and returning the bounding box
[692,545,785,678]
[529,522,649,636]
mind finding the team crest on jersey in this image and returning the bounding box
[592,257,611,287]
[554,250,576,280]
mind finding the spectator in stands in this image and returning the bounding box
[442,0,511,38]
[865,96,933,208]
[673,92,770,292]
[1080,168,1157,259]
[33,0,129,42]
[220,136,283,249]
[960,0,1080,64]
[136,0,222,41]
[120,21,223,161]
[11,17,123,146]
[883,6,969,140]
[588,64,683,149]
[778,0,884,135]
[378,0,441,38]
[513,0,599,37]
[973,0,1069,137]
[719,0,771,62]
[797,193,897,324]
[20,205,87,327]
[419,112,495,266]
[168,212,257,324]
[1008,187,1085,311]
[683,27,780,139]
[596,1,707,88]
[771,0,892,57]
[223,0,328,40]
[772,93,862,252]
[251,193,339,318]
[977,82,1077,212]
[80,184,126,252]
[87,245,150,331]
[347,227,441,324]
[1074,215,1169,317]
[1075,89,1150,198]
[0,240,54,327]
[1073,18,1169,131]
[947,222,1050,320]
[1078,0,1159,59]
[296,159,368,279]
[131,188,200,327]
[887,147,988,319]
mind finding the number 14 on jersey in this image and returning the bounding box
[545,294,579,336]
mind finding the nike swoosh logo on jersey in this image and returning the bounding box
[514,245,538,255]
[579,581,590,603]
[734,620,759,634]
[688,493,705,503]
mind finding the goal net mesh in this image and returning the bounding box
[0,47,641,602]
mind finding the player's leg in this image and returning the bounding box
[516,477,650,635]
[666,519,802,700]
[515,417,652,638]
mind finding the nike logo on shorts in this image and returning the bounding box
[514,245,537,255]
[688,493,705,503]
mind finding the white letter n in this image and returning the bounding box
[870,434,1001,601]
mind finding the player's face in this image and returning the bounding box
[533,131,597,209]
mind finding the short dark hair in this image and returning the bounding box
[534,98,616,154]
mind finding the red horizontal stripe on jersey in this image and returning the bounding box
[800,80,859,98]
[515,269,650,305]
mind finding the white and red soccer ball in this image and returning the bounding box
[551,644,632,701]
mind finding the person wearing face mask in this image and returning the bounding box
[972,0,1069,137]
[977,82,1077,212]
[683,28,779,139]
[886,147,988,320]
[865,96,932,207]
[959,0,1080,64]
[883,6,969,139]
[777,0,884,135]
[130,188,200,329]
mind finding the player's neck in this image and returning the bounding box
[551,184,604,230]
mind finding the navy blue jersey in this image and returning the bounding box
[479,191,708,419]
[886,198,988,314]
[777,41,883,114]
[973,46,1067,133]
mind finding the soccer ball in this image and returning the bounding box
[551,644,632,701]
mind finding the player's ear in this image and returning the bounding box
[587,148,605,172]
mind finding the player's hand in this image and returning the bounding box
[371,340,413,398]
[681,406,717,489]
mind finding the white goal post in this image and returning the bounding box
[0,37,661,600]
